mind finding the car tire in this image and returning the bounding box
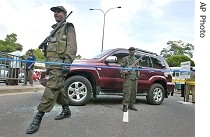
[146,83,164,105]
[65,76,92,106]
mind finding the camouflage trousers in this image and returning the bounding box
[37,69,69,112]
[122,79,137,106]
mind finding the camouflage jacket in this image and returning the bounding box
[120,55,140,80]
[46,22,77,64]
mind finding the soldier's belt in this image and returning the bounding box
[129,78,138,81]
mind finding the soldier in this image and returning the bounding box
[185,67,195,103]
[26,6,77,134]
[120,47,141,112]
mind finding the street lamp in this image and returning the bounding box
[89,6,121,52]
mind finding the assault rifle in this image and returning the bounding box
[121,57,142,78]
[38,11,73,56]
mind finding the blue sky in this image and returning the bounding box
[0,0,194,59]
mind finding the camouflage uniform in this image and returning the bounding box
[37,22,77,112]
[26,6,77,134]
[120,55,140,107]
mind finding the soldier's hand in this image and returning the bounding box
[123,70,130,74]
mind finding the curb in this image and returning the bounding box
[0,85,45,94]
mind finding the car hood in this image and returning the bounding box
[73,59,101,64]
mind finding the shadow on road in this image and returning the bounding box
[88,95,149,105]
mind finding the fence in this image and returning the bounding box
[0,51,25,85]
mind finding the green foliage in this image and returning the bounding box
[160,40,194,58]
[166,55,195,67]
[76,54,81,59]
[23,48,45,62]
[33,49,46,61]
[5,33,17,43]
[0,33,22,53]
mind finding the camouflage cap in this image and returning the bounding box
[50,6,67,14]
[128,47,136,50]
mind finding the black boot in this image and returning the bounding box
[128,105,138,111]
[26,111,45,134]
[122,105,127,112]
[54,105,71,120]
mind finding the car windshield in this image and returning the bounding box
[91,49,113,59]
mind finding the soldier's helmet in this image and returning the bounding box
[50,6,67,14]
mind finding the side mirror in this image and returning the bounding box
[162,65,166,69]
[105,56,117,63]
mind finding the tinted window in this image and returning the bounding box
[135,52,151,67]
[111,49,129,64]
[140,55,152,67]
[150,56,164,69]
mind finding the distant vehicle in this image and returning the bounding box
[32,71,40,82]
[0,64,8,82]
[19,69,43,83]
[170,66,195,96]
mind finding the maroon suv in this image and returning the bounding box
[41,48,174,106]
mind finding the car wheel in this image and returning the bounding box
[65,76,92,106]
[146,83,164,105]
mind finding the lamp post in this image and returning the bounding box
[89,6,121,52]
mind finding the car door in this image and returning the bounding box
[150,56,166,76]
[136,53,154,91]
[99,49,129,90]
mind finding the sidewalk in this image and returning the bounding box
[0,84,45,94]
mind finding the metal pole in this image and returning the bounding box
[101,13,105,52]
[89,6,121,52]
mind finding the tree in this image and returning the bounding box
[160,40,194,58]
[76,54,81,59]
[33,49,46,61]
[166,55,195,67]
[5,33,17,43]
[0,33,21,53]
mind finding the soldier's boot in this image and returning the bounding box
[122,105,127,112]
[54,105,71,120]
[26,111,45,134]
[128,105,138,111]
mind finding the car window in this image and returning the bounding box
[150,56,165,69]
[140,55,152,67]
[111,49,129,64]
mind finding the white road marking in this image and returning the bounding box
[0,92,35,96]
[123,111,129,122]
[176,101,193,104]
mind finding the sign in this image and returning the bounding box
[180,61,191,79]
